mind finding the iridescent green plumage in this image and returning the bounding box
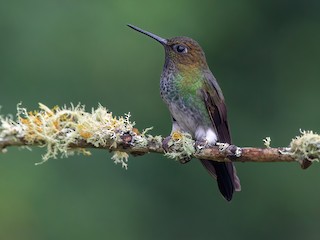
[171,71,211,127]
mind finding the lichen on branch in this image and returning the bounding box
[0,103,320,170]
[288,130,320,169]
[0,103,156,168]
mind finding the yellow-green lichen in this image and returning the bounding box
[111,151,129,169]
[0,107,25,141]
[263,137,271,148]
[290,130,320,163]
[0,103,150,168]
[164,131,195,161]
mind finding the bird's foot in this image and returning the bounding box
[162,135,192,164]
[195,139,211,150]
[216,142,242,159]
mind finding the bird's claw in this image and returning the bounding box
[216,142,242,159]
[216,142,230,152]
[195,140,211,150]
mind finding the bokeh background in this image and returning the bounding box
[1,0,320,239]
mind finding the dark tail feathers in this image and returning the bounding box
[201,160,235,201]
[213,162,234,201]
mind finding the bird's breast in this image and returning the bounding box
[160,70,212,134]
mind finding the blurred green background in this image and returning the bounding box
[1,0,320,239]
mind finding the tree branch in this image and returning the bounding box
[0,135,294,162]
[0,103,318,169]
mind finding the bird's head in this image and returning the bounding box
[128,24,208,69]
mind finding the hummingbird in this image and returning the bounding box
[128,24,241,201]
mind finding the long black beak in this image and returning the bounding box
[127,24,168,45]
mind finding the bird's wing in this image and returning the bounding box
[201,71,231,144]
[199,71,241,201]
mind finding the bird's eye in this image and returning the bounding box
[173,44,188,53]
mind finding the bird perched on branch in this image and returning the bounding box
[128,24,241,201]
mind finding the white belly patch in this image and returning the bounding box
[195,127,217,145]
